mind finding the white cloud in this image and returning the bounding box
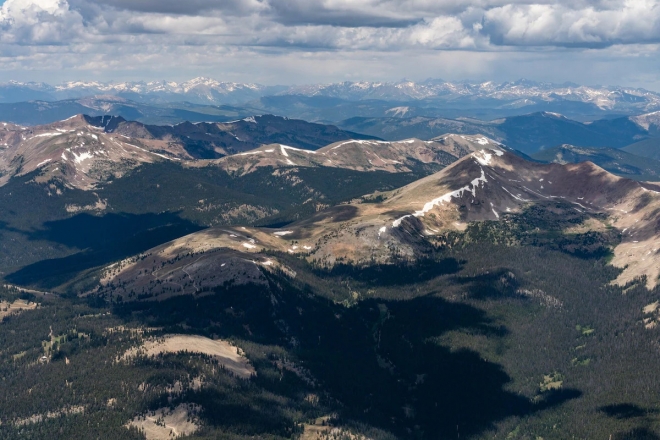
[0,0,87,45]
[482,0,660,47]
[0,0,658,86]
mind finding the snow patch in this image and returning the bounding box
[72,152,94,164]
[490,202,499,219]
[387,106,411,117]
[473,150,493,166]
[242,243,256,249]
[273,231,293,236]
[36,159,52,168]
[31,132,61,139]
[330,139,391,150]
[501,186,530,202]
[281,144,316,154]
[124,142,180,161]
[393,167,488,227]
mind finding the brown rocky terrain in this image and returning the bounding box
[196,134,507,176]
[0,114,379,190]
[0,115,180,190]
[97,147,660,300]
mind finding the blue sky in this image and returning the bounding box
[0,0,659,89]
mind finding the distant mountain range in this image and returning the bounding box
[3,78,660,119]
[0,78,285,105]
[0,96,265,126]
[339,111,654,153]
[2,94,660,156]
[280,79,660,112]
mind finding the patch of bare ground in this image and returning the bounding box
[516,289,563,309]
[126,403,201,440]
[0,299,38,320]
[301,416,373,440]
[65,194,108,213]
[606,186,660,289]
[166,376,204,395]
[643,301,660,329]
[121,334,255,379]
[13,405,85,426]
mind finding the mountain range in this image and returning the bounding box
[4,78,660,121]
[2,112,660,439]
[0,114,378,190]
[96,146,660,299]
[0,78,284,105]
[339,111,653,153]
[2,102,660,158]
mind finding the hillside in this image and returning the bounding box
[0,114,381,190]
[3,119,524,288]
[103,114,379,158]
[338,115,502,143]
[0,97,263,126]
[498,112,647,153]
[339,112,650,154]
[95,148,660,301]
[0,115,175,190]
[3,135,660,439]
[206,135,505,176]
[532,144,660,180]
[622,137,660,160]
[22,148,659,440]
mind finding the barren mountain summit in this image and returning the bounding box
[0,115,178,189]
[204,135,506,176]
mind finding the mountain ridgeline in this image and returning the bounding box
[4,78,660,116]
[339,111,653,154]
[1,112,660,440]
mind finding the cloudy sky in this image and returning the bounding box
[0,0,659,88]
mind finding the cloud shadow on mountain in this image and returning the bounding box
[5,211,203,290]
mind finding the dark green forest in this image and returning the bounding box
[1,146,660,438]
[2,208,660,439]
[0,162,434,289]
